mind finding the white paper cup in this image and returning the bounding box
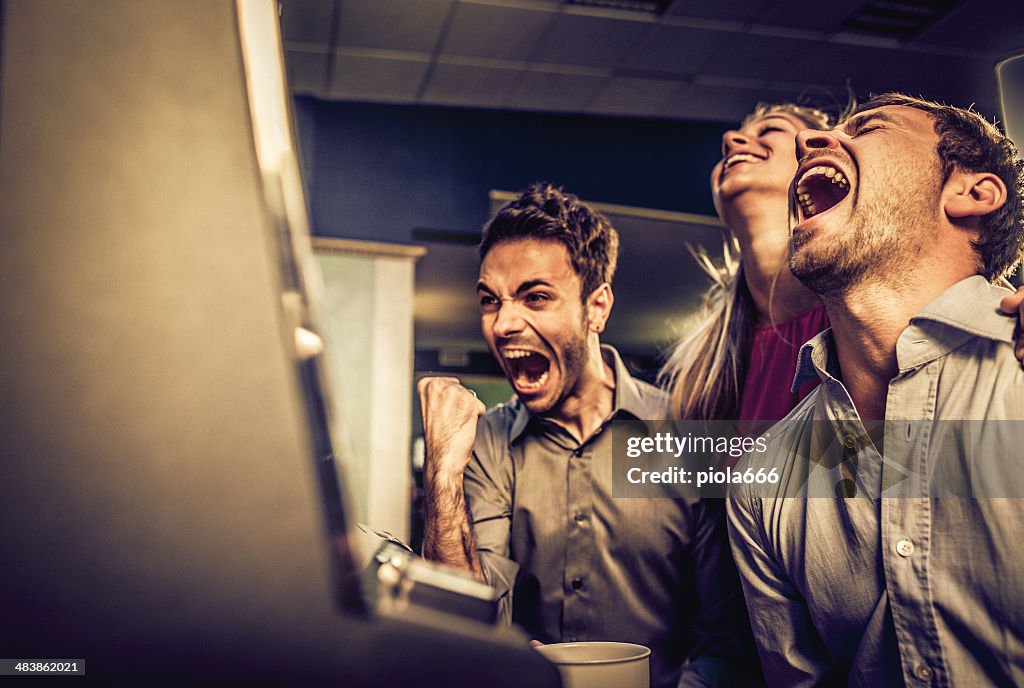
[534,641,651,688]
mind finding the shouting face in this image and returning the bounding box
[477,238,593,416]
[789,105,944,295]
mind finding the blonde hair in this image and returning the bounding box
[659,103,831,421]
[660,239,755,420]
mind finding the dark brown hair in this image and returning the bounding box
[479,182,619,300]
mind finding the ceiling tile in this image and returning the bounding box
[533,13,648,68]
[621,24,734,75]
[508,71,609,113]
[670,82,800,123]
[442,3,555,61]
[286,49,330,95]
[327,54,429,102]
[701,33,824,80]
[337,0,453,53]
[587,76,686,117]
[751,0,864,32]
[280,0,334,45]
[913,0,1024,56]
[783,41,875,92]
[666,0,774,23]
[420,63,524,108]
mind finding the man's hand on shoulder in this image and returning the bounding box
[418,376,486,480]
[998,284,1024,365]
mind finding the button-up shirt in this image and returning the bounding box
[727,276,1024,687]
[467,346,753,688]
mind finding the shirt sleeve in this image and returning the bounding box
[725,488,831,687]
[676,497,764,688]
[463,416,518,625]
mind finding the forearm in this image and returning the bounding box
[422,469,483,579]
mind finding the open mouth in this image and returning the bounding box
[503,349,550,392]
[723,152,764,172]
[795,163,850,222]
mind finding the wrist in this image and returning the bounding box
[425,463,466,488]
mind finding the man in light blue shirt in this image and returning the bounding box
[727,93,1024,686]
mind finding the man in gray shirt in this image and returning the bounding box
[727,93,1024,686]
[419,183,754,687]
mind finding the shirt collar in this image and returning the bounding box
[793,275,1015,388]
[793,329,839,390]
[508,344,658,443]
[896,275,1015,371]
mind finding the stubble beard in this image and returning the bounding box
[535,307,590,417]
[790,160,940,298]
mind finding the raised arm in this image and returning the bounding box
[418,376,486,578]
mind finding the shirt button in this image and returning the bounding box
[570,578,584,591]
[914,664,933,681]
[574,512,587,525]
[896,539,915,557]
[572,447,583,458]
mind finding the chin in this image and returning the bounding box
[517,390,559,416]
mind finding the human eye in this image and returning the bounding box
[479,293,499,312]
[848,118,884,137]
[759,125,785,136]
[524,291,552,308]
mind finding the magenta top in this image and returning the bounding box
[738,303,830,422]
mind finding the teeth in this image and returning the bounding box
[725,153,760,169]
[794,162,850,220]
[504,350,533,359]
[518,371,548,390]
[797,164,850,189]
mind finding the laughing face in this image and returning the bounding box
[789,105,944,294]
[478,238,592,415]
[712,112,807,220]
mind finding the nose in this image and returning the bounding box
[491,301,525,339]
[796,129,840,157]
[721,129,748,156]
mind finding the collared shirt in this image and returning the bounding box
[466,345,753,688]
[727,275,1024,687]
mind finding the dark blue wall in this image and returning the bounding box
[294,97,728,241]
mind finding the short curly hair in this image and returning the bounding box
[847,93,1024,280]
[479,182,620,300]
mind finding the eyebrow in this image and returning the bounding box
[843,111,900,135]
[476,279,553,295]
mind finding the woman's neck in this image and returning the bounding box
[725,198,820,324]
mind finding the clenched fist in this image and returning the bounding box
[417,376,487,480]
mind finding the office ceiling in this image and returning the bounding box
[282,0,1024,124]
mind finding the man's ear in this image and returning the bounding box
[945,171,1007,219]
[586,283,614,334]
